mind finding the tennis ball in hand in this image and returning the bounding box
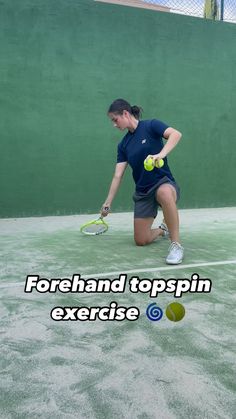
[166,302,185,322]
[155,159,164,168]
[144,158,154,171]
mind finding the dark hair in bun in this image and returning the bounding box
[108,99,143,120]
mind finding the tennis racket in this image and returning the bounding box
[80,215,109,236]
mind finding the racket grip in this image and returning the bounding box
[101,205,110,217]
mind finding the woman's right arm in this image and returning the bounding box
[101,162,128,216]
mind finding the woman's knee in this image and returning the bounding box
[134,236,149,246]
[156,184,176,204]
[134,218,153,246]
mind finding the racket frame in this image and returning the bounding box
[80,216,109,236]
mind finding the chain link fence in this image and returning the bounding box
[96,0,236,23]
[143,0,236,23]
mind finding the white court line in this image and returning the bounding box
[83,260,236,278]
[83,260,236,279]
[0,260,236,289]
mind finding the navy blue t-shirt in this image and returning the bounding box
[117,119,175,193]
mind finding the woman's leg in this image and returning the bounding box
[134,217,164,246]
[155,183,179,242]
[156,183,184,264]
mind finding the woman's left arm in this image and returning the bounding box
[160,127,182,158]
[148,127,182,165]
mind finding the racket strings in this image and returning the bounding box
[81,217,109,235]
[82,223,107,234]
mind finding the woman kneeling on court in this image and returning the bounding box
[101,98,184,265]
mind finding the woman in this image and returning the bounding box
[101,98,184,265]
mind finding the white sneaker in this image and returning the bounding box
[159,222,169,238]
[166,242,184,265]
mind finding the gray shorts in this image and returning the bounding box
[133,177,180,219]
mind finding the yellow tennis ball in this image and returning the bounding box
[166,302,185,322]
[155,159,164,168]
[144,158,154,171]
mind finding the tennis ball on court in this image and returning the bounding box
[155,159,164,168]
[144,158,154,171]
[166,302,185,322]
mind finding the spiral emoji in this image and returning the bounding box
[146,303,163,321]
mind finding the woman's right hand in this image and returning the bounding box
[100,204,110,217]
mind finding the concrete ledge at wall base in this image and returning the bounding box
[94,0,170,13]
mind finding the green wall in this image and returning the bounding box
[0,0,236,217]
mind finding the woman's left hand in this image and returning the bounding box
[146,153,165,166]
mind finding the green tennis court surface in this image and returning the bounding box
[1,208,236,418]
